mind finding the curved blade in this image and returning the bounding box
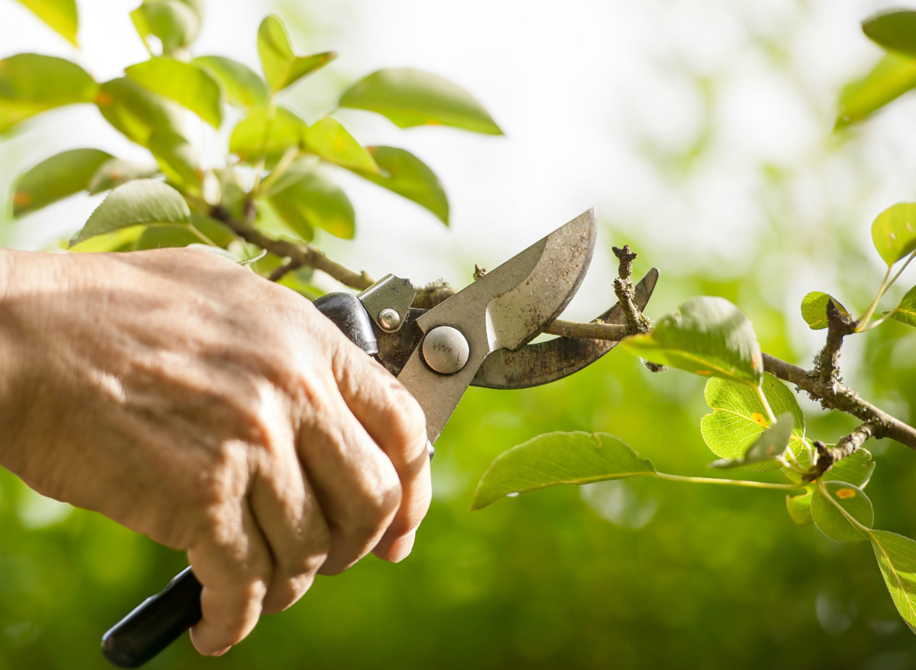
[471,267,659,389]
[396,209,597,442]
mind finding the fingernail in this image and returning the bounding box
[212,647,231,657]
[387,530,416,563]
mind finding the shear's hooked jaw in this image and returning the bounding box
[393,209,598,443]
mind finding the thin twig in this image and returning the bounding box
[812,299,856,388]
[761,354,916,451]
[214,218,914,455]
[611,245,651,334]
[210,206,375,290]
[545,319,629,340]
[811,422,878,478]
[268,259,303,283]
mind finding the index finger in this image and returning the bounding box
[331,343,432,562]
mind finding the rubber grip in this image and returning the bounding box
[101,567,202,668]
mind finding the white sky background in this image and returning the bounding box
[2,0,916,353]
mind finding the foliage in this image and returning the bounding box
[472,7,916,640]
[6,1,916,668]
[4,0,501,277]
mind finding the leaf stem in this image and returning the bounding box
[858,265,894,331]
[655,472,802,491]
[250,94,279,194]
[888,248,916,294]
[256,146,301,196]
[186,223,219,247]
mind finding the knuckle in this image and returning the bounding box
[394,393,427,448]
[284,528,331,577]
[344,474,402,537]
[378,384,428,457]
[295,551,328,577]
[238,577,270,604]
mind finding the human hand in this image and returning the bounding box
[0,247,431,655]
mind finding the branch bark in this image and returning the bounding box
[761,354,916,450]
[812,299,856,388]
[211,206,375,290]
[612,245,652,334]
[811,422,878,478]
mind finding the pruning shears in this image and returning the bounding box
[101,208,659,667]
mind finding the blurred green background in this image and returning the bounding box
[3,0,916,668]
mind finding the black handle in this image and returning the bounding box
[101,567,202,668]
[101,294,377,667]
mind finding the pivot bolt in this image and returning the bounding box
[378,308,401,332]
[422,326,469,374]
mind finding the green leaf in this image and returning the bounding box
[148,129,201,189]
[863,11,916,59]
[353,146,449,225]
[339,68,503,135]
[95,77,185,148]
[786,490,813,526]
[269,163,354,240]
[73,179,190,244]
[257,15,337,92]
[800,291,851,330]
[872,202,916,266]
[811,482,873,543]
[12,148,112,217]
[133,225,202,250]
[125,59,222,128]
[130,0,200,55]
[68,227,145,253]
[892,286,916,326]
[471,432,656,511]
[870,530,916,634]
[192,56,269,109]
[229,106,307,162]
[87,159,160,195]
[836,54,916,129]
[826,449,877,487]
[709,412,794,470]
[304,117,379,173]
[622,297,764,386]
[0,54,97,133]
[702,374,805,471]
[14,0,79,46]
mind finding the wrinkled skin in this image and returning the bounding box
[0,248,431,656]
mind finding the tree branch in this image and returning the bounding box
[811,422,878,478]
[215,218,914,456]
[612,245,652,334]
[545,319,630,340]
[761,353,916,450]
[812,299,856,388]
[268,259,303,282]
[211,205,375,290]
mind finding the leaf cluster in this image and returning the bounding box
[4,0,501,281]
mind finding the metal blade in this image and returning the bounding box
[470,267,659,389]
[396,209,597,442]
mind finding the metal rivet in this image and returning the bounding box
[422,326,470,374]
[378,308,401,332]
